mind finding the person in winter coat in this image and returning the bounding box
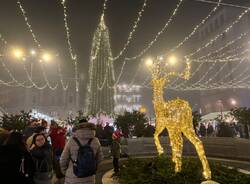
[30,133,53,184]
[60,122,104,184]
[26,126,47,150]
[110,131,122,174]
[0,131,35,184]
[23,119,38,140]
[50,121,66,181]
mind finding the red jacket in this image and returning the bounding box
[50,127,66,150]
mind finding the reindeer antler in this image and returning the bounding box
[164,61,190,80]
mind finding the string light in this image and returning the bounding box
[60,0,77,60]
[125,0,184,61]
[211,41,250,60]
[112,0,147,61]
[148,57,211,180]
[187,49,250,88]
[185,7,250,59]
[40,64,58,90]
[17,0,58,90]
[166,0,222,55]
[96,0,147,89]
[169,27,250,88]
[194,0,250,10]
[57,62,69,91]
[109,59,127,88]
[17,1,41,48]
[17,0,68,91]
[195,30,250,61]
[0,34,8,45]
[60,0,79,93]
[23,63,48,89]
[0,38,32,88]
[193,47,250,63]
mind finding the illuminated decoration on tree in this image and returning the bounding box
[147,57,212,180]
[86,14,115,115]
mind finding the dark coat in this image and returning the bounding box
[111,139,121,158]
[31,143,53,173]
[0,145,35,184]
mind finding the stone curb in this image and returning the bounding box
[102,169,119,184]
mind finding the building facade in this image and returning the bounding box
[114,84,143,114]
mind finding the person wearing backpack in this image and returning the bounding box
[60,121,103,184]
[0,131,35,184]
[30,133,53,184]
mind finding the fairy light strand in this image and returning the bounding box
[125,0,184,61]
[17,0,69,90]
[112,0,148,61]
[185,8,250,59]
[60,0,79,92]
[166,0,222,55]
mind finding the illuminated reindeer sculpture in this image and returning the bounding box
[149,57,211,180]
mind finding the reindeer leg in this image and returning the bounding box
[154,124,165,155]
[183,128,211,180]
[169,130,183,173]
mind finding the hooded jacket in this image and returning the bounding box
[60,123,103,184]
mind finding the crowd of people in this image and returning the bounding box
[0,117,123,184]
[196,122,244,138]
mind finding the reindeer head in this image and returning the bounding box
[147,56,191,89]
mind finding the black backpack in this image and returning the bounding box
[70,137,97,178]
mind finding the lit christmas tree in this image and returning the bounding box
[86,15,115,115]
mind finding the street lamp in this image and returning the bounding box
[42,52,52,63]
[12,48,24,59]
[30,49,36,56]
[230,99,237,106]
[168,55,177,65]
[145,57,153,67]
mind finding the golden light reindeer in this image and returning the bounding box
[147,56,211,180]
